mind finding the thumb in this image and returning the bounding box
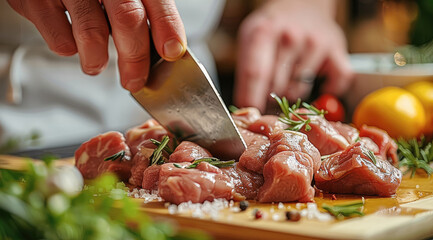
[142,0,187,61]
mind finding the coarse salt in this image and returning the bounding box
[299,203,333,222]
[278,202,284,209]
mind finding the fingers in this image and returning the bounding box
[63,0,109,75]
[103,0,150,92]
[142,0,186,61]
[234,16,277,112]
[321,50,353,96]
[7,0,77,56]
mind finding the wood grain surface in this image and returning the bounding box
[1,155,433,240]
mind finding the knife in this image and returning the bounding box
[131,46,246,160]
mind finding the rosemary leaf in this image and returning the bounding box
[363,149,377,165]
[322,202,365,220]
[228,105,239,113]
[186,157,235,169]
[173,163,182,168]
[104,150,125,162]
[397,137,433,177]
[150,138,173,154]
[149,136,170,166]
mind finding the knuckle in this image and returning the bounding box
[113,1,146,29]
[280,28,302,47]
[76,23,108,43]
[241,16,274,38]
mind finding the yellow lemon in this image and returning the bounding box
[353,86,426,139]
[405,81,433,135]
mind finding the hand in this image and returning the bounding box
[234,0,352,112]
[7,0,187,92]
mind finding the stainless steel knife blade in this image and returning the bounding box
[131,48,246,160]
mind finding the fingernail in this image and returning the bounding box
[125,79,145,93]
[163,39,184,60]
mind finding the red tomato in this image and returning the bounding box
[312,94,345,122]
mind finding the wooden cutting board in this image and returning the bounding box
[1,155,433,240]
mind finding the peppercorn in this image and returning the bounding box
[239,201,249,211]
[285,211,301,222]
[254,209,263,219]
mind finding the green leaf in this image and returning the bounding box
[322,201,365,220]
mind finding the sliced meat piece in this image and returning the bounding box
[75,131,132,181]
[239,133,270,174]
[315,142,402,196]
[232,107,261,129]
[248,115,287,138]
[221,163,264,200]
[258,151,315,203]
[359,137,380,153]
[128,145,154,187]
[267,130,321,173]
[169,141,212,163]
[142,165,161,190]
[330,121,360,144]
[292,109,349,155]
[238,128,266,146]
[359,125,399,166]
[125,119,169,155]
[158,162,234,204]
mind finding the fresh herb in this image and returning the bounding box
[150,138,174,155]
[322,201,365,220]
[104,150,125,162]
[271,93,326,132]
[186,157,235,169]
[397,137,433,177]
[228,105,239,113]
[0,160,207,239]
[362,149,377,165]
[173,163,182,168]
[149,136,170,166]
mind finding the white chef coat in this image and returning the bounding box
[0,0,225,151]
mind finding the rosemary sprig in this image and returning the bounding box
[149,136,170,166]
[185,157,235,169]
[322,201,365,220]
[104,150,126,162]
[397,137,433,177]
[362,149,377,165]
[150,138,174,155]
[271,93,326,132]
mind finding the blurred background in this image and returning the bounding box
[210,0,433,104]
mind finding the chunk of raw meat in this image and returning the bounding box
[125,119,169,155]
[75,131,132,181]
[239,133,270,174]
[231,107,261,129]
[248,115,288,138]
[359,125,399,166]
[292,109,349,155]
[267,130,321,173]
[128,145,155,187]
[142,165,161,190]
[158,162,234,204]
[169,141,212,163]
[330,121,360,144]
[315,142,402,196]
[258,151,315,203]
[221,164,264,200]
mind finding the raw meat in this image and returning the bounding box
[125,119,169,155]
[248,115,287,138]
[359,125,399,166]
[128,145,155,187]
[169,141,212,163]
[142,165,161,190]
[231,107,261,129]
[158,162,234,204]
[258,151,315,202]
[292,109,349,155]
[221,164,264,200]
[315,142,402,196]
[238,132,270,174]
[330,121,359,144]
[75,131,132,181]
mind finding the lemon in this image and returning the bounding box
[353,86,426,139]
[405,81,433,135]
